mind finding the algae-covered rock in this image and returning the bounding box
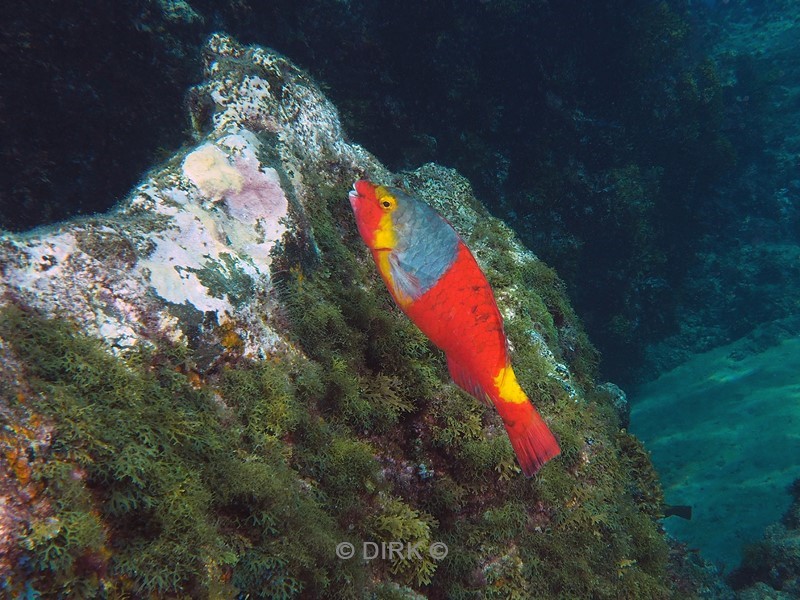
[729,479,800,599]
[1,34,677,598]
[0,33,381,360]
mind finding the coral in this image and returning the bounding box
[183,143,245,198]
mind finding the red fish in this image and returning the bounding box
[348,180,560,476]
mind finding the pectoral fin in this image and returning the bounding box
[388,252,424,303]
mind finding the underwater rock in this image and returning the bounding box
[0,341,56,586]
[597,382,630,429]
[0,34,704,598]
[0,33,383,362]
[729,479,800,598]
[156,0,204,25]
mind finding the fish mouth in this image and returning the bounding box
[348,184,359,209]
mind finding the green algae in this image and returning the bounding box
[192,252,256,306]
[0,305,364,598]
[1,175,674,598]
[273,177,673,598]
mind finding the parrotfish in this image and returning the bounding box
[348,180,560,476]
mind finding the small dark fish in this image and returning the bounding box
[663,504,692,520]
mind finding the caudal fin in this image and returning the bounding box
[492,367,560,477]
[504,407,560,476]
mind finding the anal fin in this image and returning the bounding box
[446,355,491,405]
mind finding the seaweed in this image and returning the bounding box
[0,304,365,598]
[1,177,673,597]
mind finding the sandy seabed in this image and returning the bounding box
[632,331,800,570]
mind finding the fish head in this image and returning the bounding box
[348,180,402,251]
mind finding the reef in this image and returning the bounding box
[9,0,796,390]
[1,34,685,598]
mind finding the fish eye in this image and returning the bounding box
[379,196,396,211]
[375,187,397,210]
